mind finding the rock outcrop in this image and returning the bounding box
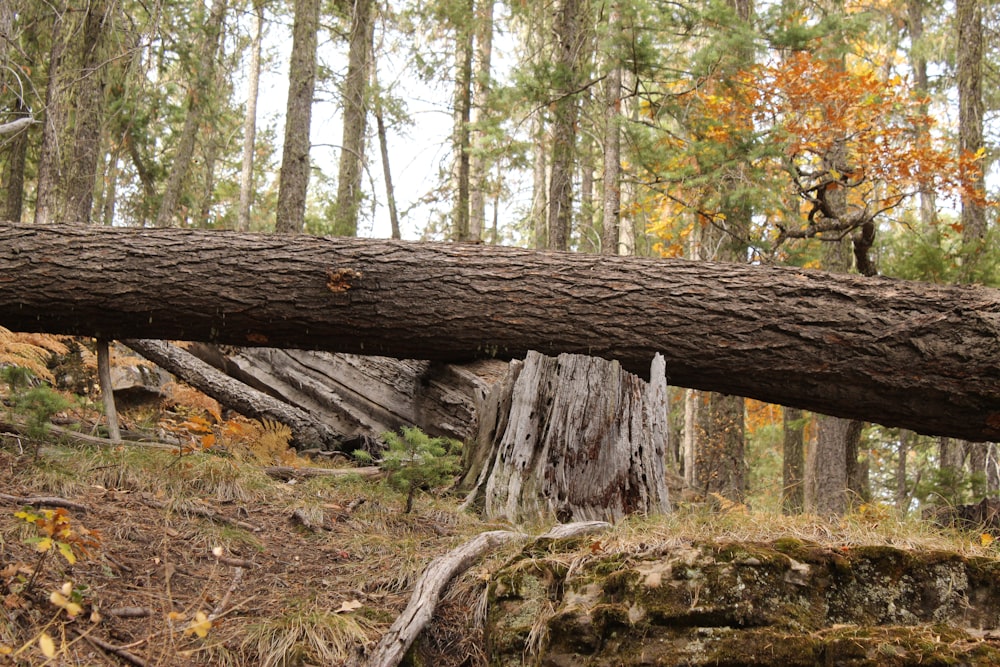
[487,538,1000,666]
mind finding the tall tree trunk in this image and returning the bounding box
[154,0,227,228]
[600,1,622,256]
[373,68,400,240]
[468,0,494,241]
[782,407,805,514]
[906,0,936,227]
[547,0,583,250]
[896,430,911,512]
[694,392,746,502]
[808,416,852,515]
[1,98,31,222]
[275,0,320,234]
[237,0,265,232]
[450,1,474,242]
[34,3,73,226]
[63,0,107,224]
[530,114,547,248]
[333,0,374,237]
[5,223,1000,441]
[956,0,987,248]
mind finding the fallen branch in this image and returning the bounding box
[264,465,381,481]
[0,493,89,513]
[140,498,261,533]
[78,632,150,667]
[108,607,153,618]
[358,521,611,667]
[210,566,244,620]
[48,424,181,451]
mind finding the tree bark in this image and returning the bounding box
[275,0,320,234]
[332,0,374,238]
[956,0,987,246]
[2,223,1000,441]
[464,352,670,523]
[123,339,342,449]
[600,1,622,256]
[189,345,505,444]
[468,0,494,242]
[237,0,265,232]
[782,406,805,514]
[450,1,474,242]
[547,0,583,250]
[64,0,107,224]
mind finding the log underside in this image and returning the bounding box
[2,223,999,440]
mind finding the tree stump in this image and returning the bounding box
[463,351,671,523]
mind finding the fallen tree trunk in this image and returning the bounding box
[187,344,507,443]
[123,339,343,449]
[2,223,999,440]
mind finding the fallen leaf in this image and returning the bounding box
[335,599,363,614]
[39,633,55,658]
[185,611,212,638]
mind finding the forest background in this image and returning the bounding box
[1,0,998,518]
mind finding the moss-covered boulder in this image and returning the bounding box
[486,539,1000,666]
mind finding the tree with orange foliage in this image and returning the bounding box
[646,50,985,276]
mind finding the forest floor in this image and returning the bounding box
[0,397,996,666]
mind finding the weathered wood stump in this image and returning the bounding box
[462,351,671,523]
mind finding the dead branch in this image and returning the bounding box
[140,498,261,533]
[264,465,381,481]
[0,493,89,513]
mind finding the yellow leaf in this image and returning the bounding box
[39,633,55,658]
[335,599,363,614]
[167,611,186,621]
[981,533,994,547]
[57,541,77,565]
[50,591,82,617]
[35,537,53,553]
[185,611,212,638]
[0,644,11,655]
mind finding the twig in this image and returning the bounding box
[141,498,262,533]
[0,493,88,513]
[80,633,150,667]
[210,567,244,620]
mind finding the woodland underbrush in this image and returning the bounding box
[0,332,997,665]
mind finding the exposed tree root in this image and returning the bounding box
[358,520,611,667]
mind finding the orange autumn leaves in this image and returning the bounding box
[649,50,985,257]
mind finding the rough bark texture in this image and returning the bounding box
[237,0,264,232]
[274,0,320,233]
[468,0,494,241]
[465,352,670,523]
[782,406,805,514]
[451,5,474,242]
[547,0,582,250]
[332,0,373,238]
[123,339,342,449]
[2,223,1000,440]
[957,0,987,243]
[694,392,745,502]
